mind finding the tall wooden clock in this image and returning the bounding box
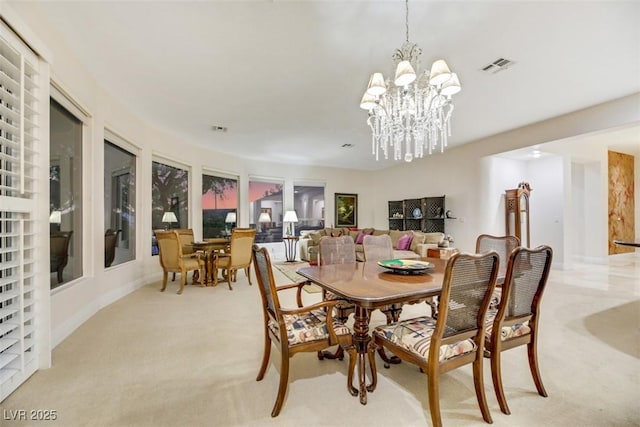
[505,182,532,247]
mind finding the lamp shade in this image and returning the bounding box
[366,72,387,96]
[440,72,461,96]
[225,212,237,223]
[283,211,298,223]
[359,91,377,111]
[394,60,417,86]
[162,212,178,223]
[49,211,62,224]
[258,212,271,223]
[429,59,452,86]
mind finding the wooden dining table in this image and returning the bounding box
[297,258,448,405]
[188,238,230,285]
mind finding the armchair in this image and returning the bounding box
[155,230,204,294]
[252,245,353,417]
[213,228,256,290]
[104,228,121,268]
[50,231,73,284]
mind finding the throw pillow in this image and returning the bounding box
[355,232,366,244]
[397,233,413,251]
[309,231,322,245]
[389,229,405,248]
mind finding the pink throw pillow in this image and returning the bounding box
[397,233,413,250]
[355,232,366,244]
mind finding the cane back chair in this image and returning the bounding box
[373,251,500,427]
[484,245,553,415]
[252,245,353,417]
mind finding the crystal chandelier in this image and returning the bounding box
[360,0,462,162]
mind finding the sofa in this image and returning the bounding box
[299,227,445,263]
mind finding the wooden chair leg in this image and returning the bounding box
[491,348,510,415]
[527,336,548,397]
[246,266,252,285]
[473,354,493,423]
[178,270,186,294]
[172,272,176,282]
[256,329,271,381]
[160,271,168,292]
[427,370,443,427]
[272,353,290,417]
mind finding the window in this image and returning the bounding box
[50,98,83,288]
[104,139,136,267]
[249,179,283,243]
[151,161,188,254]
[293,184,325,235]
[0,24,41,401]
[202,173,238,238]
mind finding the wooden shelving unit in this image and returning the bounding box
[388,196,447,233]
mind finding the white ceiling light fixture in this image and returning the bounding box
[360,0,462,162]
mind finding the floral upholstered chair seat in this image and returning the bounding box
[374,316,477,362]
[268,309,351,346]
[484,309,531,343]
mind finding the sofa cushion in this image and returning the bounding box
[389,230,406,248]
[410,231,427,252]
[397,233,413,250]
[424,232,444,245]
[309,231,323,245]
[373,229,390,236]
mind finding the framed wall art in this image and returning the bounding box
[334,193,357,228]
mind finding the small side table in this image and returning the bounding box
[427,247,459,260]
[282,236,299,262]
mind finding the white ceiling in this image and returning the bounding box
[21,0,640,170]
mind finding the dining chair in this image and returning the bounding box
[252,245,353,417]
[104,228,121,268]
[476,234,520,309]
[213,228,256,290]
[484,245,553,415]
[154,230,204,294]
[373,251,500,427]
[475,234,520,277]
[362,234,393,262]
[318,235,357,360]
[175,228,202,282]
[50,231,73,284]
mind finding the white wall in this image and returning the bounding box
[527,156,565,265]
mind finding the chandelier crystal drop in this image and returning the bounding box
[360,0,461,162]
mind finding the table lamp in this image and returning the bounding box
[162,211,178,230]
[225,212,236,235]
[283,210,298,236]
[258,212,271,232]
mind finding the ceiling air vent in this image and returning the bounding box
[481,58,515,74]
[211,125,228,132]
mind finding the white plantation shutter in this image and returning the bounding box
[0,23,41,401]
